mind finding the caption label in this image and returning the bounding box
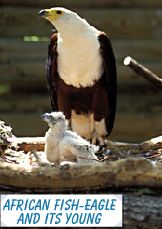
[0,194,122,227]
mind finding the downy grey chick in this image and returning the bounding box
[42,112,99,165]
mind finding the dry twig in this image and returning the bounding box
[124,56,162,89]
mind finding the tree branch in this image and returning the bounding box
[124,56,162,88]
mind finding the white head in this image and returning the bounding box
[41,112,67,130]
[39,7,90,35]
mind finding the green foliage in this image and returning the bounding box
[0,85,10,95]
[23,36,49,42]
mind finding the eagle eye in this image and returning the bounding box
[56,10,62,15]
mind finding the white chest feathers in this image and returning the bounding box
[57,31,103,88]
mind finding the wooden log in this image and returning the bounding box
[15,137,45,152]
[0,7,162,39]
[117,63,162,85]
[0,156,162,190]
[0,0,162,8]
[13,135,162,154]
[124,56,162,89]
[0,162,162,228]
[107,136,162,153]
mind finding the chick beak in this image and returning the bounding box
[39,10,49,18]
[41,114,48,121]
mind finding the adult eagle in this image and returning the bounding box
[39,7,117,145]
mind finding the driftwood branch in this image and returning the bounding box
[0,157,162,191]
[124,56,162,88]
[14,137,45,152]
[0,135,161,190]
[14,136,162,154]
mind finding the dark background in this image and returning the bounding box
[0,0,162,142]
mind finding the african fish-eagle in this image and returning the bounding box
[39,7,117,145]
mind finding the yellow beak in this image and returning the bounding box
[39,9,61,21]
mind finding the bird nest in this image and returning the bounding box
[0,131,162,192]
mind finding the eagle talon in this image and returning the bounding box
[91,132,105,146]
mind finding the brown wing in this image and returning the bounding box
[46,31,58,111]
[98,32,117,135]
[46,31,117,136]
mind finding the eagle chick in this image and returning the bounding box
[42,112,99,165]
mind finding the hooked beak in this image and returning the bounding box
[39,9,49,18]
[41,113,49,121]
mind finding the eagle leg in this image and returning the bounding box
[91,132,105,145]
[69,111,107,145]
[91,119,107,145]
